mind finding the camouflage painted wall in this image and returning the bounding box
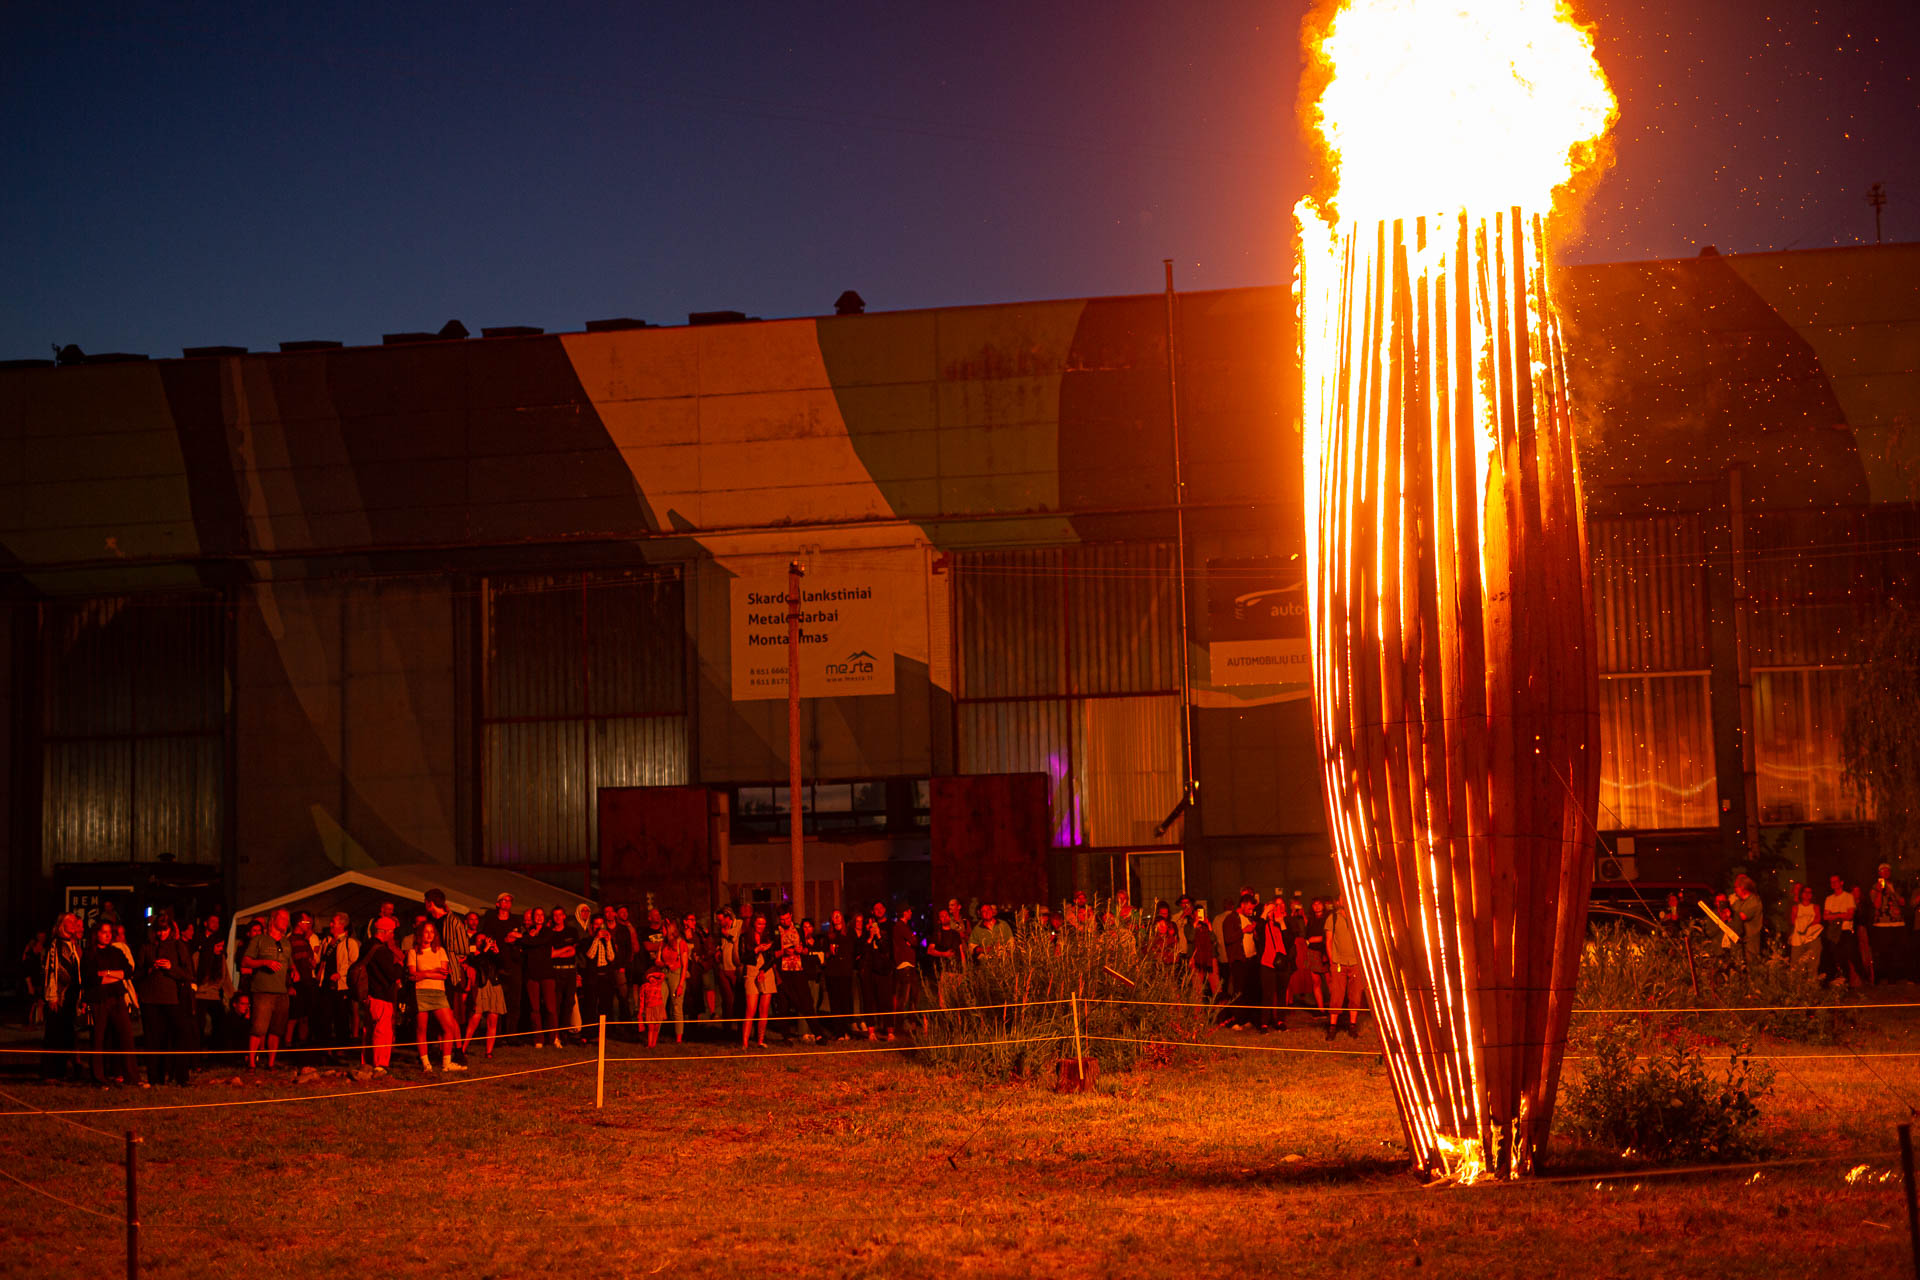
[1,245,1914,908]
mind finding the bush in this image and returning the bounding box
[1560,1031,1775,1163]
[1574,923,1845,1047]
[916,908,1213,1081]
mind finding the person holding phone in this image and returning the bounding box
[137,914,196,1086]
[83,919,142,1087]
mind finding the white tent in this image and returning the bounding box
[225,864,596,981]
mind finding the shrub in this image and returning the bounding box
[1574,923,1844,1047]
[1560,1031,1775,1164]
[916,908,1214,1081]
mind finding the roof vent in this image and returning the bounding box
[279,340,343,352]
[688,310,752,326]
[481,325,544,338]
[183,345,247,359]
[584,317,650,332]
[437,319,469,340]
[55,343,86,365]
[834,290,866,316]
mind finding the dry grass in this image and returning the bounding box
[4,1009,1920,1279]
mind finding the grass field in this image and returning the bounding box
[4,1008,1920,1279]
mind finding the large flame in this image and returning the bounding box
[1303,0,1616,227]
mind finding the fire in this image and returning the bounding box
[1294,0,1617,1181]
[1303,0,1616,226]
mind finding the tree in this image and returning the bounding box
[1843,601,1920,871]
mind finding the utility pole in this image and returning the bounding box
[1162,259,1196,892]
[787,560,806,917]
[1869,182,1887,244]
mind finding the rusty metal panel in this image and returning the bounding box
[1589,516,1710,674]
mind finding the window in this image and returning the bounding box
[1598,673,1718,830]
[954,543,1184,848]
[1754,669,1863,824]
[41,594,226,868]
[729,779,927,840]
[481,570,687,890]
[1590,517,1718,830]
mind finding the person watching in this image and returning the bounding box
[240,907,295,1071]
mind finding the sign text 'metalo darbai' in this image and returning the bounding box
[729,573,895,700]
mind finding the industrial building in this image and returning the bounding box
[2,242,1916,935]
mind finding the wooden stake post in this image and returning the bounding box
[125,1130,139,1280]
[595,1015,607,1109]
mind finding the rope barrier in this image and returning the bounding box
[0,1162,123,1223]
[1082,995,1908,1016]
[605,1034,1061,1065]
[0,998,1070,1056]
[0,1057,595,1118]
[0,1084,125,1141]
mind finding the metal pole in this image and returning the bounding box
[595,1014,606,1109]
[1163,260,1197,827]
[1900,1122,1919,1279]
[125,1130,139,1280]
[787,561,806,917]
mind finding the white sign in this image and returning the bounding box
[1210,637,1313,686]
[730,571,896,700]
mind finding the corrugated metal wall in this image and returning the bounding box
[955,543,1182,849]
[1590,515,1710,673]
[481,569,687,882]
[41,594,226,868]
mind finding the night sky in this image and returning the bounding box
[4,1,1916,361]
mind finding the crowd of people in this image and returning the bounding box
[18,883,1370,1089]
[1667,863,1920,988]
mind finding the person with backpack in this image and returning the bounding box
[363,917,404,1075]
[321,912,361,1058]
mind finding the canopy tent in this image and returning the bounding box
[225,864,595,983]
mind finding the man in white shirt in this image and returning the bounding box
[1824,875,1862,986]
[322,913,361,1054]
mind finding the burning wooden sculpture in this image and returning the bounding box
[1296,0,1616,1179]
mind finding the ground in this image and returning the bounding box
[2,1009,1918,1279]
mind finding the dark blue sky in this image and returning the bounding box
[4,1,1916,360]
